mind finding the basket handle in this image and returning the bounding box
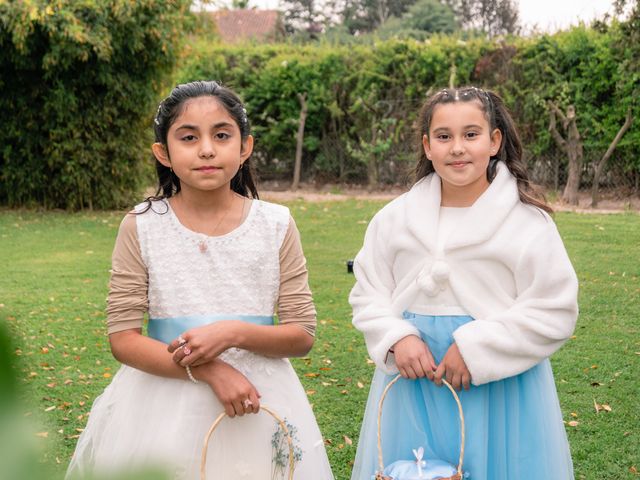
[376,374,465,478]
[201,405,295,480]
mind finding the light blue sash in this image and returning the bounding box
[148,314,275,344]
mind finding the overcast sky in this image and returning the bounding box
[234,0,617,32]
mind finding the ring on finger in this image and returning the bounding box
[183,346,192,356]
[177,335,187,346]
[243,399,253,409]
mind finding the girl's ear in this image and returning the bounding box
[152,143,171,168]
[240,135,254,161]
[422,134,431,159]
[490,128,503,155]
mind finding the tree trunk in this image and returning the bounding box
[549,103,583,205]
[591,109,633,207]
[291,92,307,191]
[367,123,378,192]
[562,149,581,205]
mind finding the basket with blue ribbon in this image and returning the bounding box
[374,374,466,480]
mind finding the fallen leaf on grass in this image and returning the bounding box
[593,399,612,413]
[304,373,320,378]
[35,432,48,438]
[44,405,56,412]
[357,382,365,389]
[567,421,579,427]
[306,390,316,395]
[343,435,353,446]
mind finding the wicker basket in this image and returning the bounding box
[200,405,295,480]
[375,374,465,480]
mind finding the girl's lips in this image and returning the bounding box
[196,166,221,172]
[448,161,470,167]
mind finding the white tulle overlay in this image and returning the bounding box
[66,200,334,480]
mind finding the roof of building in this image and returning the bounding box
[211,9,283,43]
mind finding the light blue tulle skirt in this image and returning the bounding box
[350,313,574,480]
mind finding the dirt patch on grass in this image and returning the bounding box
[261,184,640,214]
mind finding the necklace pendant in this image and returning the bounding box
[198,240,208,253]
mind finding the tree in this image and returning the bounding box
[0,1,192,209]
[591,109,633,207]
[442,0,519,36]
[291,93,308,190]
[548,103,583,206]
[280,0,326,35]
[339,0,417,34]
[377,0,457,38]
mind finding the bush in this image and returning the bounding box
[177,29,638,189]
[0,1,192,209]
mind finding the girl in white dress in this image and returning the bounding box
[66,80,334,480]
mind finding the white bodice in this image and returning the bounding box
[135,199,290,320]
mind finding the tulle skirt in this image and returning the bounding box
[350,313,574,480]
[66,349,334,480]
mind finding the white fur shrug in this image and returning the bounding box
[349,162,579,385]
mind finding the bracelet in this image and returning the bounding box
[185,365,199,384]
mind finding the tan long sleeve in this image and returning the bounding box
[106,213,148,334]
[277,217,317,336]
[106,213,316,337]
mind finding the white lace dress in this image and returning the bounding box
[66,199,334,480]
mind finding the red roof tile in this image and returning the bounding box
[212,9,283,43]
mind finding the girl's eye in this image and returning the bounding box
[181,134,196,141]
[437,134,450,140]
[215,132,230,140]
[466,131,479,139]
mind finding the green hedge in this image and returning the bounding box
[0,1,192,209]
[2,9,637,208]
[178,28,638,188]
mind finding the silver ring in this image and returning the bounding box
[243,399,253,409]
[177,335,187,346]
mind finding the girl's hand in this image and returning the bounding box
[434,343,471,391]
[168,320,241,367]
[392,335,437,380]
[194,359,261,417]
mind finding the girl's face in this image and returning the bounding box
[422,100,502,206]
[152,96,253,196]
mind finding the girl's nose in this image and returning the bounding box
[199,140,215,158]
[451,139,464,155]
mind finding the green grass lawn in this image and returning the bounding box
[1,202,639,480]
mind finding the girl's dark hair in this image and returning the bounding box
[415,86,551,213]
[148,80,258,202]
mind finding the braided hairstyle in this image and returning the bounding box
[415,86,551,213]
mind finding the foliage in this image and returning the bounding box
[376,0,457,39]
[442,0,520,36]
[0,0,192,209]
[177,25,638,189]
[339,0,418,34]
